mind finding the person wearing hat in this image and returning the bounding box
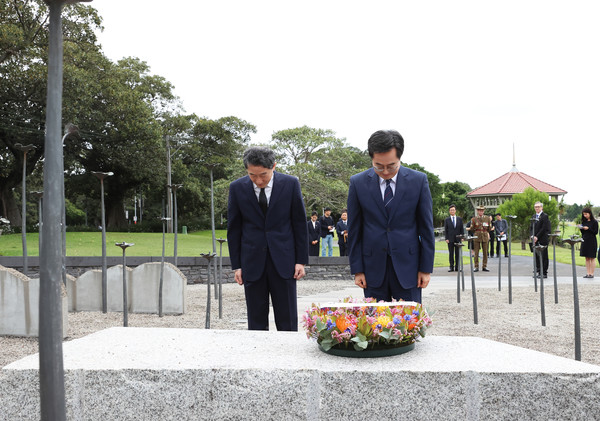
[467,205,492,272]
[319,207,335,257]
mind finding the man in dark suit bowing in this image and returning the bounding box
[444,204,464,272]
[227,147,308,331]
[532,201,551,278]
[347,130,435,303]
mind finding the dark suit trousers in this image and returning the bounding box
[364,255,422,303]
[447,241,459,270]
[243,251,298,331]
[309,242,320,256]
[534,245,549,275]
[338,241,347,257]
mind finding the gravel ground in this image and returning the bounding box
[2,279,599,368]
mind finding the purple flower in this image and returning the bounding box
[393,316,401,324]
[403,314,412,321]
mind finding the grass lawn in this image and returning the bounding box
[0,225,589,266]
[0,230,345,257]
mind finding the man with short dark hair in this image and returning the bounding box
[227,146,308,331]
[308,211,321,257]
[335,210,349,256]
[319,207,334,257]
[493,213,509,258]
[444,205,464,272]
[347,130,434,303]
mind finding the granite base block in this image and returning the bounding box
[2,328,599,420]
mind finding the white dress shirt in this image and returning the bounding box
[253,175,273,205]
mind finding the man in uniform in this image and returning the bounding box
[467,205,492,272]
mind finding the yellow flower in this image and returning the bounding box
[371,315,391,330]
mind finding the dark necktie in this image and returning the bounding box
[384,179,393,212]
[259,188,268,215]
[452,216,455,227]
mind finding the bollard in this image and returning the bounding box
[200,252,217,329]
[534,244,548,327]
[561,236,583,361]
[497,234,502,291]
[92,171,114,314]
[530,217,538,292]
[549,231,561,304]
[505,215,517,304]
[216,238,228,319]
[464,233,478,324]
[159,216,171,318]
[115,242,134,327]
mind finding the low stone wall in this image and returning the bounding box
[0,265,68,338]
[2,328,599,420]
[0,256,353,284]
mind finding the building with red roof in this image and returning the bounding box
[466,163,567,212]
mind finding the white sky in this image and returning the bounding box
[91,1,600,206]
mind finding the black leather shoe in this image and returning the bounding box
[448,269,454,272]
[543,274,548,278]
[482,268,490,272]
[473,268,479,272]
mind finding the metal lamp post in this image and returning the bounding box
[216,238,227,319]
[530,217,538,292]
[167,184,183,267]
[201,252,217,328]
[159,216,171,317]
[534,244,548,327]
[464,233,479,324]
[39,1,92,420]
[115,242,134,327]
[32,191,44,258]
[60,124,79,286]
[562,236,583,361]
[549,230,561,304]
[14,143,36,275]
[207,164,218,298]
[92,171,113,313]
[505,215,517,304]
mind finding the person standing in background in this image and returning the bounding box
[578,207,597,278]
[307,211,321,257]
[336,210,349,256]
[532,201,551,278]
[444,204,464,272]
[493,213,509,258]
[319,207,335,257]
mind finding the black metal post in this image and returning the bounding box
[454,241,464,303]
[38,1,92,419]
[32,191,44,258]
[201,252,217,328]
[506,215,516,304]
[550,231,560,304]
[534,244,548,327]
[562,236,582,361]
[159,216,171,317]
[15,143,36,275]
[167,184,183,267]
[217,238,227,319]
[92,171,113,313]
[497,234,502,291]
[464,234,478,324]
[530,217,538,292]
[208,165,218,298]
[115,242,134,327]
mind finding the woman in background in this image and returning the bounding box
[579,207,598,278]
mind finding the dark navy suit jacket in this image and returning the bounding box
[347,166,435,289]
[227,171,308,283]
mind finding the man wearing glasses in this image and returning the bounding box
[347,130,434,303]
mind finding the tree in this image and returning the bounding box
[270,127,370,215]
[403,163,443,226]
[496,187,559,249]
[440,181,472,220]
[0,1,101,223]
